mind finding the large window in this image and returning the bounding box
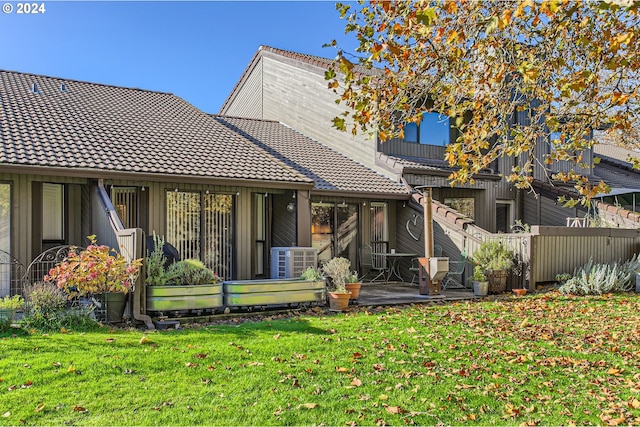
[42,183,64,242]
[166,191,234,280]
[369,202,388,268]
[254,193,267,277]
[404,112,451,146]
[312,202,359,267]
[0,183,10,296]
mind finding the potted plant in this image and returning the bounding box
[344,271,362,302]
[471,266,489,297]
[471,240,514,294]
[322,257,352,311]
[0,295,24,328]
[44,234,142,322]
[145,238,224,314]
[45,235,142,323]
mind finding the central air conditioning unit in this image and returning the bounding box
[270,247,317,279]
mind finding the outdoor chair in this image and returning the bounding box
[359,244,388,282]
[441,251,468,290]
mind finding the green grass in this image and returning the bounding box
[1,293,639,426]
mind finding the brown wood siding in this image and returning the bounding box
[272,192,296,248]
[0,173,87,267]
[380,139,447,159]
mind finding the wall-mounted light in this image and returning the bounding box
[264,192,268,198]
[292,192,296,199]
[174,187,179,192]
[141,185,145,192]
[362,201,366,206]
[287,202,296,213]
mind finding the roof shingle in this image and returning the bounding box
[1,70,311,185]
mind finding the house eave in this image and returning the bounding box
[310,188,410,200]
[0,163,315,190]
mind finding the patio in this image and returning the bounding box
[354,282,476,306]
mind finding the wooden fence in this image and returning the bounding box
[435,215,640,290]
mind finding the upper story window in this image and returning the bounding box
[404,112,451,146]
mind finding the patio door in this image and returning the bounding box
[166,191,235,280]
[311,202,359,268]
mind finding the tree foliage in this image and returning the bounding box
[326,0,640,203]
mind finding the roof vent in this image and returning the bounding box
[60,83,67,93]
[32,83,39,94]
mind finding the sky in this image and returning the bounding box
[0,1,358,113]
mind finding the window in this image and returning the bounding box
[0,183,10,296]
[166,191,234,279]
[444,197,475,220]
[42,183,64,241]
[312,202,359,267]
[404,112,450,146]
[110,187,138,228]
[254,193,267,277]
[369,202,388,268]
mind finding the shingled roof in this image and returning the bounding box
[214,116,409,198]
[0,70,312,187]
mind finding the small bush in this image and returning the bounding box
[167,259,218,285]
[21,304,98,332]
[558,254,640,295]
[24,282,67,317]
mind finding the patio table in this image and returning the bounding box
[373,252,417,284]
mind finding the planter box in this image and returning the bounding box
[0,308,16,327]
[224,278,325,307]
[146,284,223,312]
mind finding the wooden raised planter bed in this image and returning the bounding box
[223,278,325,308]
[146,284,224,313]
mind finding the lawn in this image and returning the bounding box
[1,293,639,426]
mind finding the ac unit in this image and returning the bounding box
[270,247,317,279]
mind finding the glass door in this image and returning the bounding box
[312,202,359,268]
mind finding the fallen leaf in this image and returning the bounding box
[73,405,87,413]
[378,394,389,401]
[21,381,33,388]
[67,365,76,373]
[139,336,151,345]
[384,404,407,415]
[34,403,45,413]
[300,403,318,409]
[185,362,198,368]
[273,334,281,340]
[106,338,115,343]
[2,412,9,418]
[351,378,363,387]
[335,367,349,373]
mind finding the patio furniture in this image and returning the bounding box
[359,244,388,283]
[374,252,417,284]
[441,252,469,290]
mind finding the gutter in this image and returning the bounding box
[0,163,315,190]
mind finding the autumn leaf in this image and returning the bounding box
[139,336,152,345]
[67,365,76,373]
[299,403,318,409]
[73,405,87,413]
[350,378,363,387]
[2,412,9,418]
[384,404,407,415]
[335,367,349,373]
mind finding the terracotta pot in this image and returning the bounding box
[344,282,361,300]
[327,291,351,311]
[512,288,527,296]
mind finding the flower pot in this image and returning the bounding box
[512,288,527,296]
[486,270,508,294]
[473,280,489,297]
[95,292,127,323]
[327,291,351,311]
[344,282,362,300]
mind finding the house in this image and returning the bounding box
[0,69,409,297]
[219,46,640,289]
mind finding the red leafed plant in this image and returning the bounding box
[45,235,143,297]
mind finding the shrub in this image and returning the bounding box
[167,259,219,285]
[471,240,514,272]
[24,282,67,317]
[145,234,170,286]
[558,254,640,295]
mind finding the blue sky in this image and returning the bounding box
[0,1,357,113]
